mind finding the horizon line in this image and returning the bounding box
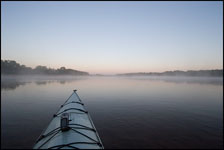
[1,59,223,76]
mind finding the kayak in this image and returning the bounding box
[33,90,104,149]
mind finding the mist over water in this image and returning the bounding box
[1,75,223,149]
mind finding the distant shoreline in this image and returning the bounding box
[1,60,89,76]
[116,69,223,77]
[1,59,223,77]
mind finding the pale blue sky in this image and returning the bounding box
[1,1,223,74]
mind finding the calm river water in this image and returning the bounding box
[1,75,223,149]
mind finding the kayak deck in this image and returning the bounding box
[33,90,103,149]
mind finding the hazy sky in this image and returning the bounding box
[1,1,223,74]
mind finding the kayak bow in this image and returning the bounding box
[33,90,104,149]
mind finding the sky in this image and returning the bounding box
[1,1,223,74]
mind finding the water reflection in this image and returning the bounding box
[1,80,31,91]
[1,76,223,91]
[119,76,223,86]
[1,75,89,90]
[1,75,223,149]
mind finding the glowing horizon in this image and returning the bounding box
[1,2,223,75]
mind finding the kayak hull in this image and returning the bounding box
[33,90,103,149]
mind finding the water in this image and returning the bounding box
[1,75,223,149]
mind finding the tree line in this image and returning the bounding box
[117,70,223,77]
[1,60,89,75]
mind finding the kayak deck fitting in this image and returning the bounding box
[33,90,104,149]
